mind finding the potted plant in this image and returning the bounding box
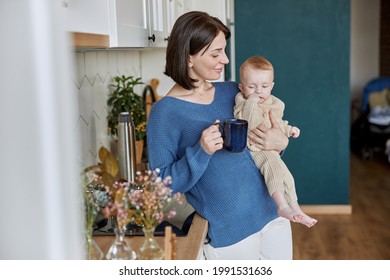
[107,75,147,164]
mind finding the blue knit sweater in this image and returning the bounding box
[147,81,278,247]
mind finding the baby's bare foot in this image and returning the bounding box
[278,206,318,227]
[298,213,318,228]
[289,201,318,228]
[278,206,297,223]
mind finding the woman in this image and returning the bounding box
[147,11,292,260]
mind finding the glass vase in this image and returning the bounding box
[138,227,164,260]
[85,212,104,260]
[86,235,104,260]
[106,226,137,260]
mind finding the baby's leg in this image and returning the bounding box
[272,190,303,223]
[289,200,318,228]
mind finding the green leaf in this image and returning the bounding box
[106,75,146,140]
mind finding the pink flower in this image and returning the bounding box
[128,169,184,228]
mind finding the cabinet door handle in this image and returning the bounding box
[148,34,156,42]
[164,36,169,41]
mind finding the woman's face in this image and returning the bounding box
[189,31,229,83]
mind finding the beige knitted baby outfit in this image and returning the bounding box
[234,92,298,203]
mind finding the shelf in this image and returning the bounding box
[71,32,109,49]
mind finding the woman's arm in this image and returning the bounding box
[147,102,222,194]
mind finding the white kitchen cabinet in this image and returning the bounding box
[108,0,150,47]
[166,0,190,33]
[191,0,226,24]
[109,0,180,48]
[108,0,197,48]
[148,0,190,47]
[66,0,151,48]
[66,0,110,35]
[148,0,167,47]
[67,0,226,48]
[108,0,172,48]
[110,0,184,48]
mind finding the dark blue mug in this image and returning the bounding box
[216,118,248,153]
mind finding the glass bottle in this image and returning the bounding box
[106,226,137,260]
[138,227,164,260]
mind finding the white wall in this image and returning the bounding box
[73,47,174,167]
[350,0,380,101]
[0,0,83,259]
[72,50,143,167]
[140,48,174,97]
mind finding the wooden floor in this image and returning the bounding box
[292,152,390,260]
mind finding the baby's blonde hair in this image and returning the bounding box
[240,56,274,81]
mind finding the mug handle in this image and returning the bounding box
[214,121,225,138]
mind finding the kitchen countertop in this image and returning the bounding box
[94,213,208,260]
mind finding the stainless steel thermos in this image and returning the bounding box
[117,112,137,182]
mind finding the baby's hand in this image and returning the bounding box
[247,93,261,102]
[290,126,300,138]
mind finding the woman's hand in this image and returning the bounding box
[248,111,289,153]
[200,120,224,155]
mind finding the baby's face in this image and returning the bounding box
[239,68,274,103]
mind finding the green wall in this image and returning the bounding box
[234,0,350,204]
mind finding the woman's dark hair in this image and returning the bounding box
[164,11,231,90]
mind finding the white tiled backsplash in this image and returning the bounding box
[73,49,195,224]
[72,50,143,167]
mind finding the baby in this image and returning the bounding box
[234,56,317,228]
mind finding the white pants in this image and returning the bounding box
[202,217,292,260]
